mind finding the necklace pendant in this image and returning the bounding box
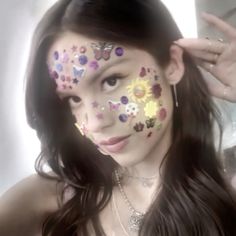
[128,211,144,232]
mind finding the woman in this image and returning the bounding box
[1,0,236,235]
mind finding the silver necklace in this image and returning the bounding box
[114,170,145,232]
[112,192,130,236]
[125,173,158,188]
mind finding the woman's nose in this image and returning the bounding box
[84,101,115,133]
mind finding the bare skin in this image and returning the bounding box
[0,174,63,236]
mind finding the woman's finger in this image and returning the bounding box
[201,12,236,39]
[203,77,236,102]
[185,49,220,63]
[198,61,224,82]
[175,38,226,54]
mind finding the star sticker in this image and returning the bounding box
[73,78,79,84]
[71,45,77,52]
[96,113,104,120]
[92,101,99,108]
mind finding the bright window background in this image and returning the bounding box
[163,0,197,37]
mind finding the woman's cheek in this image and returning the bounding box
[111,66,168,138]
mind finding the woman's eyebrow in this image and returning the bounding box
[89,57,130,81]
[55,57,130,97]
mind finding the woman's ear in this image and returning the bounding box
[164,44,185,85]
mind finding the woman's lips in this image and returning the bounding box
[98,135,130,153]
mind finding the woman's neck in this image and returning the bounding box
[116,121,172,213]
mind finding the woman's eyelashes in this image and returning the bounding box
[63,95,81,107]
[61,73,126,107]
[101,73,126,92]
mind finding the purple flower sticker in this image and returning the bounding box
[89,60,99,70]
[120,96,129,105]
[139,67,146,78]
[51,71,59,79]
[53,51,59,60]
[60,75,65,81]
[115,47,124,57]
[79,55,88,65]
[158,108,167,121]
[152,84,162,99]
[119,114,128,123]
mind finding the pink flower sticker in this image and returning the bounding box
[158,108,167,121]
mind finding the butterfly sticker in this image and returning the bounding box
[145,118,156,128]
[91,42,114,61]
[108,100,121,111]
[73,65,86,78]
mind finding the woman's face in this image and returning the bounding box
[47,31,175,167]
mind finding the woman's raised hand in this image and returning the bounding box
[175,12,236,103]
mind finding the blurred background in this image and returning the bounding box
[0,0,235,195]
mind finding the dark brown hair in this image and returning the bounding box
[25,0,236,235]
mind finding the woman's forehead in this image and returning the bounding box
[47,32,155,82]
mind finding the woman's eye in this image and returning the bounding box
[102,74,124,91]
[63,96,81,107]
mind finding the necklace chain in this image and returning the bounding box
[118,169,158,188]
[125,172,158,180]
[112,192,130,236]
[114,170,145,232]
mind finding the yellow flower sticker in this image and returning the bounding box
[144,100,159,118]
[126,78,151,103]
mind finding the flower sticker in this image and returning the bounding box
[125,103,139,117]
[158,108,167,121]
[152,84,162,99]
[126,78,151,103]
[133,122,145,132]
[144,101,159,118]
[139,67,147,78]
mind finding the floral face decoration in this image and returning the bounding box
[108,66,167,138]
[47,40,167,140]
[47,41,124,91]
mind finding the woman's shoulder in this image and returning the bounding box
[0,172,64,236]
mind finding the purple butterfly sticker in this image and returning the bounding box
[91,42,114,61]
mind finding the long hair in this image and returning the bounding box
[25,0,236,235]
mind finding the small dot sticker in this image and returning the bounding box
[53,51,59,60]
[119,114,128,123]
[115,47,124,57]
[79,55,88,65]
[52,71,59,79]
[56,64,63,72]
[80,46,87,53]
[120,96,129,105]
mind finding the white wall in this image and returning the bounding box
[0,0,57,195]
